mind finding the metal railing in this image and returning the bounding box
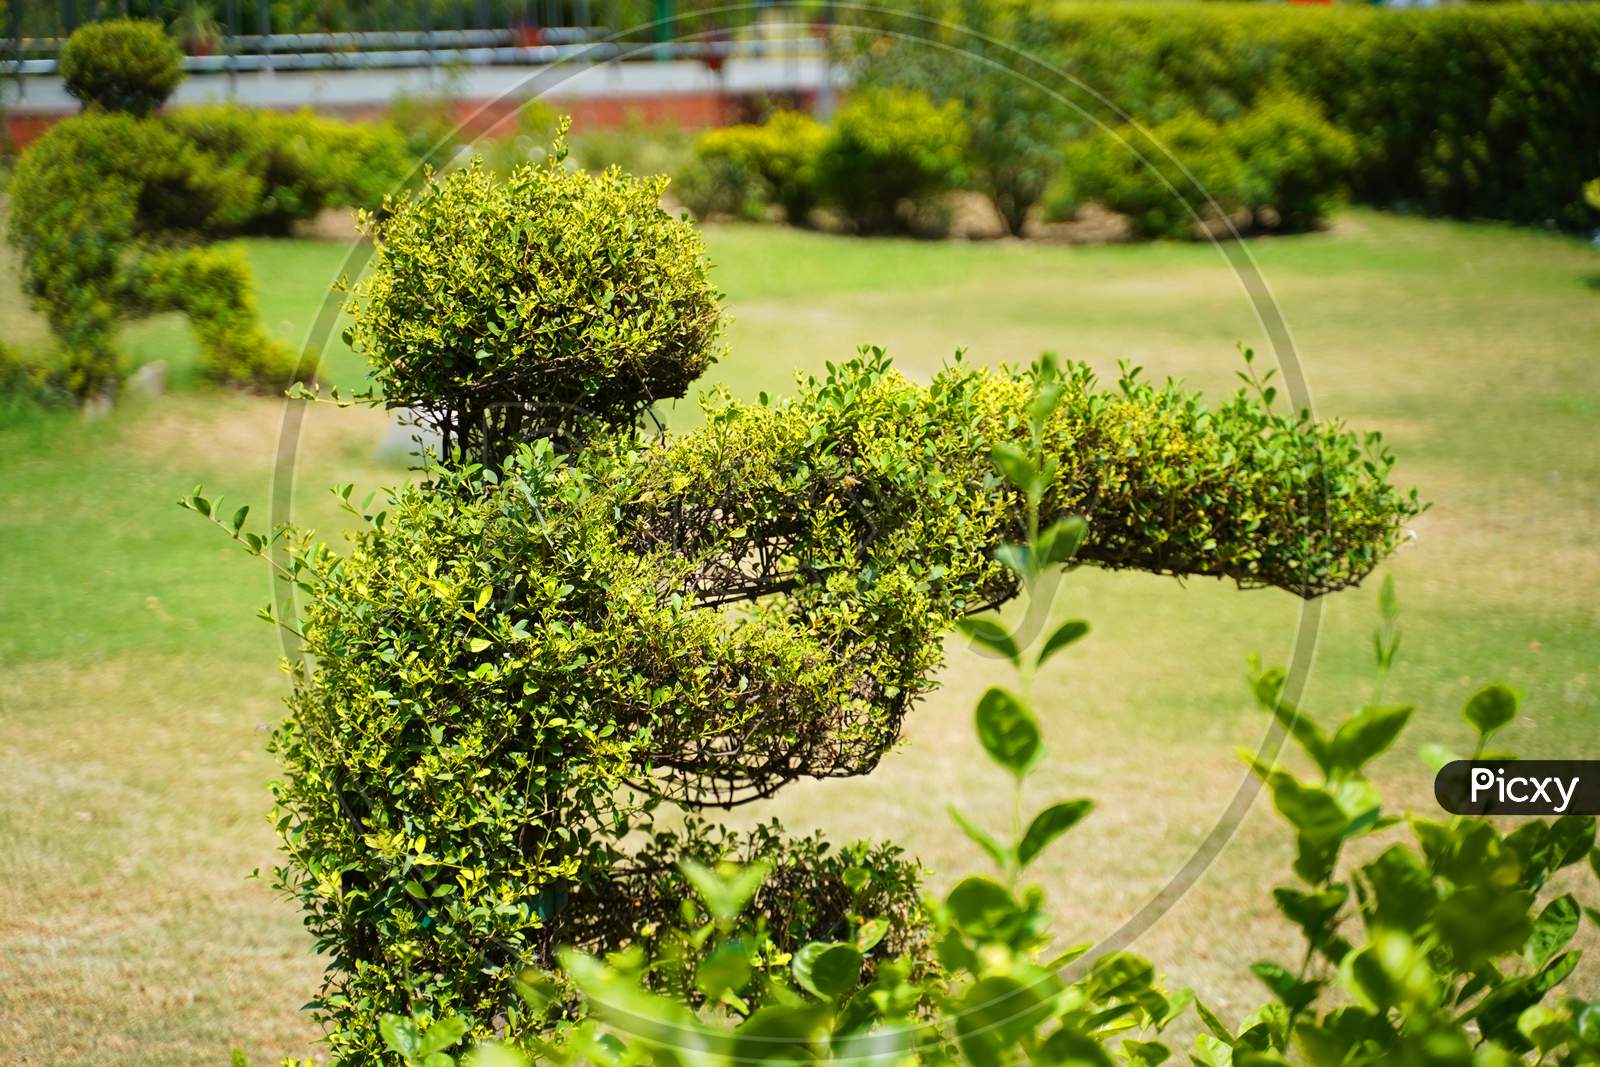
[1,2,830,81]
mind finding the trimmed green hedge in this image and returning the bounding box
[1049,93,1357,239]
[869,2,1600,231]
[1040,3,1600,230]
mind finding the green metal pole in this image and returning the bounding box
[654,0,670,59]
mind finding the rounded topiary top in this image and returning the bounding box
[346,147,724,457]
[59,20,184,118]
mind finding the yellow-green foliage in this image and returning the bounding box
[58,18,182,117]
[1054,111,1249,240]
[163,106,414,235]
[242,351,1417,1058]
[815,89,968,233]
[1227,92,1359,232]
[5,106,414,398]
[345,149,724,455]
[694,110,828,224]
[1051,94,1356,238]
[6,113,300,395]
[993,2,1600,229]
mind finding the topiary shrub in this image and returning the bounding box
[815,88,968,234]
[1225,92,1358,233]
[344,140,724,460]
[164,106,416,236]
[6,112,306,397]
[58,19,183,117]
[1050,98,1356,239]
[1052,111,1250,240]
[671,149,768,222]
[191,345,1418,1059]
[853,1,1066,237]
[527,580,1600,1067]
[693,110,827,225]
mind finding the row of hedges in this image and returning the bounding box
[1047,93,1359,239]
[861,2,1600,232]
[680,90,968,235]
[678,85,1354,240]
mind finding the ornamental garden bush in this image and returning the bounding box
[1050,111,1251,241]
[814,88,969,234]
[342,135,724,457]
[219,356,1600,1067]
[691,111,828,225]
[6,113,302,397]
[4,24,419,401]
[58,18,183,118]
[190,134,1432,1062]
[1225,93,1359,234]
[861,2,1600,232]
[163,106,414,237]
[1048,95,1356,239]
[851,0,1069,237]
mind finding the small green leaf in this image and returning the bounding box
[680,859,769,925]
[959,975,1051,1059]
[949,805,1010,869]
[1329,705,1412,774]
[417,1016,468,1058]
[1465,684,1517,738]
[791,942,862,999]
[1250,961,1319,1014]
[1036,516,1087,566]
[1037,1027,1114,1067]
[975,687,1042,777]
[467,637,492,653]
[379,1014,421,1059]
[1084,952,1156,1000]
[990,441,1037,495]
[956,617,1020,664]
[1017,799,1093,867]
[1037,619,1089,667]
[1027,380,1066,438]
[1253,668,1332,774]
[945,876,1019,940]
[1378,574,1398,622]
[1362,845,1436,930]
[855,917,889,952]
[474,585,493,612]
[230,505,249,533]
[696,942,753,999]
[994,541,1033,578]
[1525,894,1580,968]
[1250,762,1349,845]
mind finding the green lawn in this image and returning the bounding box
[3,211,1599,1064]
